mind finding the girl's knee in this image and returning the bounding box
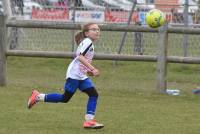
[62,91,74,103]
[83,88,99,97]
[63,97,71,103]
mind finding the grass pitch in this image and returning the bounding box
[1,57,200,134]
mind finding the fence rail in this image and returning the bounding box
[6,19,200,34]
[6,50,200,64]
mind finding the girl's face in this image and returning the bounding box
[85,24,100,41]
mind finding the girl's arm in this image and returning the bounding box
[78,55,100,76]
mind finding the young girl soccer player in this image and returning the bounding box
[27,22,104,129]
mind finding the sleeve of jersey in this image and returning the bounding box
[79,38,92,56]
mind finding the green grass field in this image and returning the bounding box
[1,57,200,134]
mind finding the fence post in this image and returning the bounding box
[156,24,168,92]
[117,0,137,54]
[183,0,189,57]
[134,22,143,55]
[71,1,76,52]
[0,14,6,86]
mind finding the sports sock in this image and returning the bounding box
[86,96,97,115]
[44,93,65,103]
[85,114,95,121]
[36,93,45,102]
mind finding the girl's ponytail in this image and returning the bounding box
[75,31,85,45]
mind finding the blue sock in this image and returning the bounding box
[87,97,98,115]
[45,93,65,103]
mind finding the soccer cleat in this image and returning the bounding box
[83,119,104,129]
[27,90,40,109]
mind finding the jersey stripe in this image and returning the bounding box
[81,43,92,56]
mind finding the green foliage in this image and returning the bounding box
[1,57,200,134]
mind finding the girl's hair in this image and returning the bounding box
[75,22,97,45]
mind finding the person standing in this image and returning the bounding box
[27,22,104,129]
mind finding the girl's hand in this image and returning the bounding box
[87,71,94,76]
[92,68,100,76]
[87,68,100,76]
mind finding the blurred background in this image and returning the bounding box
[5,0,200,25]
[2,0,200,58]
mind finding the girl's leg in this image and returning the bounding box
[28,90,74,109]
[27,78,78,109]
[82,88,104,129]
[44,90,74,103]
[82,88,98,120]
[43,78,79,103]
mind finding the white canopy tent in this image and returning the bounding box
[136,0,155,10]
[102,0,132,10]
[116,0,133,5]
[178,0,198,12]
[82,0,105,10]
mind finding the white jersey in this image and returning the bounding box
[66,38,94,80]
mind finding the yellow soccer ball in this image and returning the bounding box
[146,9,166,28]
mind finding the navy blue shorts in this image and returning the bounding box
[64,78,95,93]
